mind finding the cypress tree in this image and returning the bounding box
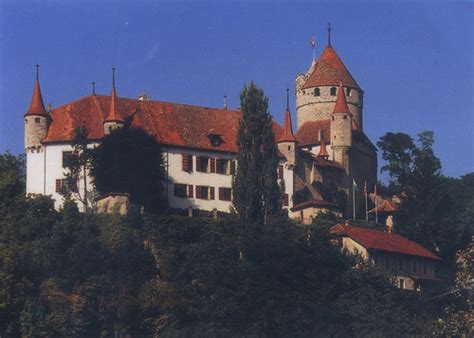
[233,82,281,231]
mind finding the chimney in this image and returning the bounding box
[223,95,228,110]
[386,215,394,233]
[138,94,149,101]
[317,129,322,142]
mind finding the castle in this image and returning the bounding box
[24,33,377,221]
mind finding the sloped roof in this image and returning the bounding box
[299,150,344,170]
[368,199,398,213]
[291,199,338,212]
[302,46,360,90]
[105,86,123,123]
[295,120,331,146]
[42,95,284,153]
[330,224,441,260]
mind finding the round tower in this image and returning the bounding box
[330,82,352,168]
[24,65,49,152]
[295,29,363,131]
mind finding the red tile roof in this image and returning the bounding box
[42,95,284,153]
[299,150,344,170]
[368,199,398,213]
[330,224,441,260]
[291,199,338,211]
[295,120,330,146]
[278,109,296,142]
[302,46,360,90]
[332,82,351,115]
[25,79,47,116]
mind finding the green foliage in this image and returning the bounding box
[62,126,94,211]
[233,82,281,230]
[90,127,167,214]
[0,152,25,210]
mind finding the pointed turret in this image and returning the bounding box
[25,65,47,117]
[104,67,124,135]
[277,88,297,166]
[278,89,296,143]
[332,82,352,115]
[24,65,49,152]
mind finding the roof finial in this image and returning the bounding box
[36,64,39,81]
[223,95,228,110]
[112,66,116,88]
[286,87,290,111]
[327,23,332,46]
[92,81,96,95]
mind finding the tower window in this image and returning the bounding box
[288,145,291,151]
[346,88,352,96]
[343,115,347,119]
[332,116,335,121]
[330,87,337,96]
[35,117,41,123]
[314,88,320,96]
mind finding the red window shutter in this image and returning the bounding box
[278,165,284,180]
[188,185,194,198]
[55,179,61,192]
[182,154,189,172]
[189,155,193,172]
[210,158,216,173]
[196,157,202,172]
[283,194,289,207]
[210,187,215,200]
[215,159,221,174]
[196,186,202,199]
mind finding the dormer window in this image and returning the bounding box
[330,87,337,96]
[314,88,320,96]
[208,133,222,147]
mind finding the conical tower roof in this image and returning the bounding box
[278,89,296,143]
[105,68,123,123]
[302,45,360,90]
[332,82,351,115]
[25,66,47,117]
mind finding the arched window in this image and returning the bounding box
[330,87,337,96]
[314,88,320,96]
[35,117,40,123]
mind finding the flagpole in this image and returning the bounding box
[375,184,378,224]
[365,182,368,222]
[352,183,356,220]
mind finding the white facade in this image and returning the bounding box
[27,143,295,214]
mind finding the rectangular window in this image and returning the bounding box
[219,187,232,201]
[216,159,230,175]
[56,178,77,193]
[283,194,289,207]
[210,158,216,173]
[196,156,210,172]
[182,154,193,172]
[62,151,73,168]
[188,185,194,198]
[196,185,209,199]
[55,179,62,193]
[210,187,215,200]
[174,183,187,198]
[278,165,284,180]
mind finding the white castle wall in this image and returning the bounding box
[26,150,45,195]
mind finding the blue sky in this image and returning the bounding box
[0,0,472,179]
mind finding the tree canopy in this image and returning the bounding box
[232,82,280,230]
[90,127,167,214]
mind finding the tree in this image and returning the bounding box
[62,126,94,211]
[0,152,25,210]
[90,127,167,214]
[232,82,280,230]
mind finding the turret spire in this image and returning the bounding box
[286,87,290,111]
[278,90,296,143]
[332,81,351,115]
[327,23,332,46]
[105,67,123,123]
[25,65,47,116]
